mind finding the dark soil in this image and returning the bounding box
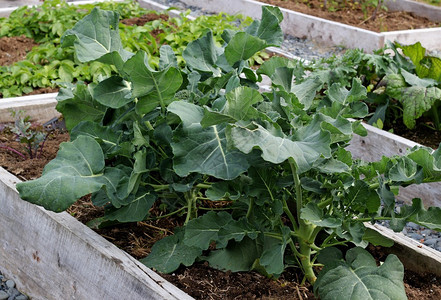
[0,35,38,66]
[1,127,440,299]
[258,0,440,32]
[120,12,169,26]
[387,121,441,149]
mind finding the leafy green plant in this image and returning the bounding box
[0,0,258,98]
[0,111,47,159]
[16,7,441,299]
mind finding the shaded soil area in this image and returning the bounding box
[387,121,441,149]
[258,0,440,32]
[0,35,37,66]
[1,127,440,299]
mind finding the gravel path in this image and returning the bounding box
[151,0,346,61]
[0,272,28,300]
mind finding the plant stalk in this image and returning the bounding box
[0,144,26,159]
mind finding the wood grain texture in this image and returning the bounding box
[0,167,193,300]
[365,223,441,277]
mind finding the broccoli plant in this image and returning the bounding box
[16,7,441,300]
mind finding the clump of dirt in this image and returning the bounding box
[0,35,38,66]
[258,0,440,32]
[121,13,169,26]
[161,262,314,300]
[23,87,60,96]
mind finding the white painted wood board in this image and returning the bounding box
[0,167,193,300]
[366,223,441,277]
[0,93,59,123]
[385,0,441,22]
[180,0,441,52]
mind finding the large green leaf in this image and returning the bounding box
[230,122,331,174]
[206,237,261,272]
[123,51,183,114]
[259,226,290,275]
[17,136,107,212]
[103,188,157,223]
[168,101,249,180]
[224,32,266,65]
[245,6,283,46]
[344,180,380,214]
[301,202,342,228]
[201,86,264,127]
[56,83,107,131]
[184,211,233,250]
[362,228,394,247]
[407,146,441,181]
[327,78,367,104]
[398,198,441,231]
[388,156,422,183]
[257,56,298,77]
[61,8,132,69]
[314,247,406,300]
[70,121,120,156]
[182,30,221,76]
[398,42,441,81]
[292,77,323,109]
[217,218,259,248]
[385,73,441,129]
[141,228,202,273]
[93,76,132,108]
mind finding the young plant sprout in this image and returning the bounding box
[0,111,48,159]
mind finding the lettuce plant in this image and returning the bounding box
[16,7,441,299]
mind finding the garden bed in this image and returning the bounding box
[1,97,441,299]
[177,0,441,51]
[3,1,441,299]
[0,164,192,299]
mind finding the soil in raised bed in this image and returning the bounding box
[0,14,168,98]
[1,126,440,299]
[0,35,37,66]
[258,0,440,32]
[386,120,441,149]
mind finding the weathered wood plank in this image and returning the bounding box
[0,93,59,124]
[0,167,193,300]
[385,0,441,22]
[365,223,441,277]
[179,0,441,51]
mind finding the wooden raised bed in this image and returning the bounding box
[0,99,192,299]
[1,92,441,299]
[1,1,441,298]
[177,0,441,52]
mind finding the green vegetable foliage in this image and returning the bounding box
[16,7,441,300]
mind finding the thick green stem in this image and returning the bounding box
[184,190,198,225]
[317,197,333,209]
[298,225,318,284]
[196,183,212,189]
